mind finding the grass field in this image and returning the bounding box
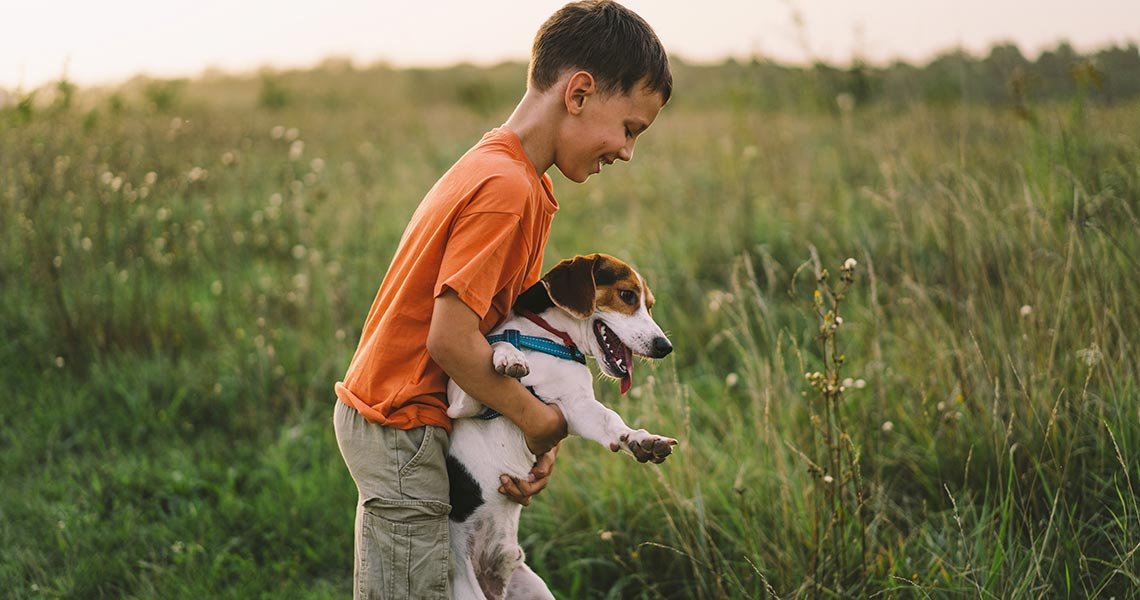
[2,63,1139,598]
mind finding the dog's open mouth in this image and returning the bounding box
[593,320,633,394]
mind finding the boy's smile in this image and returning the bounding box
[556,79,664,183]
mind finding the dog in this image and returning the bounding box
[445,253,678,600]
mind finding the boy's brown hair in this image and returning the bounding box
[530,0,672,103]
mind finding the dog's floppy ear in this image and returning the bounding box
[541,254,598,319]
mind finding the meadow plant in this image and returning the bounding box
[797,255,868,595]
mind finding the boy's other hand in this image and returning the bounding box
[499,445,559,506]
[523,402,566,456]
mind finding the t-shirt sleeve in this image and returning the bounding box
[434,211,527,318]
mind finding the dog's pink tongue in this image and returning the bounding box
[620,347,634,395]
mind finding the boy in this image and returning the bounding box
[332,1,672,597]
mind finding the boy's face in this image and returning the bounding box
[555,80,664,183]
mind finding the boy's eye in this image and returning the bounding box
[619,290,637,305]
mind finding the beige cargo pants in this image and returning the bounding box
[333,400,452,599]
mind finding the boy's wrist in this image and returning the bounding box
[521,401,566,443]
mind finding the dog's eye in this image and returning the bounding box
[619,290,638,305]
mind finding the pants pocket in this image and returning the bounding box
[396,425,451,502]
[361,498,451,599]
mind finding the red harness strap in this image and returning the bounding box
[514,309,579,351]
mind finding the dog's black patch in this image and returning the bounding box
[447,455,484,522]
[514,281,554,314]
[594,263,631,287]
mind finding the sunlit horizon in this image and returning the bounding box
[3,0,1138,90]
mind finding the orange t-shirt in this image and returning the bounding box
[335,127,558,433]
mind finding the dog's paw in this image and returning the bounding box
[615,429,678,464]
[492,343,530,379]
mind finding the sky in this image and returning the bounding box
[2,0,1138,90]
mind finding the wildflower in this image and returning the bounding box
[599,531,614,541]
[854,379,866,389]
[81,237,92,251]
[271,125,285,139]
[835,92,855,113]
[881,421,894,432]
[293,273,310,290]
[835,316,844,325]
[823,475,834,484]
[336,329,347,341]
[187,167,207,182]
[144,171,158,185]
[1019,305,1033,317]
[211,281,223,296]
[292,244,307,260]
[222,151,235,165]
[53,256,62,268]
[156,207,170,221]
[843,258,857,270]
[842,377,854,388]
[1076,343,1102,367]
[706,290,732,312]
[725,373,739,387]
[55,356,65,368]
[310,158,325,173]
[285,127,300,141]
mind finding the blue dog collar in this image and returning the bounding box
[485,329,587,365]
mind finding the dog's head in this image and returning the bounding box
[517,253,671,394]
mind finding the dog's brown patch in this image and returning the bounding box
[593,255,647,316]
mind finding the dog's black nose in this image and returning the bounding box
[650,336,673,358]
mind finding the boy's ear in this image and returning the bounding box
[541,254,598,319]
[564,70,596,115]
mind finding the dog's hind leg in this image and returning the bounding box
[447,380,484,418]
[452,556,488,600]
[505,562,555,599]
[474,541,525,600]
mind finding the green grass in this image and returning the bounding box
[2,65,1139,598]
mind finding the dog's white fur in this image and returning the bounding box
[446,254,677,600]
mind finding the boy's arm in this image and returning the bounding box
[427,290,567,455]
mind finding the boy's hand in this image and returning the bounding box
[499,445,559,506]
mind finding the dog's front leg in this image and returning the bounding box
[554,387,677,464]
[491,342,529,379]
